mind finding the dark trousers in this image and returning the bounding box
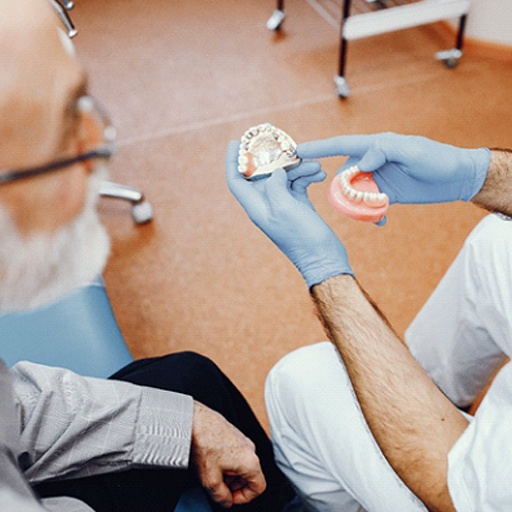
[35,352,295,512]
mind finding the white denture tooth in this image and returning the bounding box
[342,169,357,183]
[363,192,387,207]
[375,193,388,205]
[347,188,357,199]
[354,190,364,202]
[362,192,377,204]
[238,155,248,165]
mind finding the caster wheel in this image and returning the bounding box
[435,49,462,69]
[131,200,154,225]
[443,58,459,69]
[334,75,350,98]
[266,10,286,31]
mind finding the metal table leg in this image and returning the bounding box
[435,14,467,68]
[334,0,351,98]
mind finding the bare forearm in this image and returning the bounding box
[311,275,469,512]
[473,149,512,216]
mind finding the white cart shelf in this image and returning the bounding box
[267,0,471,97]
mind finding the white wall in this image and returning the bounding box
[466,0,512,45]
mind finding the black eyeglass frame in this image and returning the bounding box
[0,95,116,186]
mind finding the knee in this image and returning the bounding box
[266,342,333,391]
[265,342,347,425]
[152,351,226,394]
[166,351,220,373]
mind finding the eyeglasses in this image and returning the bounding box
[0,95,116,186]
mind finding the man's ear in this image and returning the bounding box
[76,103,102,173]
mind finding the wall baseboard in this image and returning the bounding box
[435,20,512,61]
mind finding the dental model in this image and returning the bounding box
[328,165,389,223]
[238,123,301,180]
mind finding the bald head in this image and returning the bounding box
[0,0,85,170]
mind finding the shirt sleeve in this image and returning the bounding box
[11,361,194,485]
[448,361,512,511]
[0,362,96,512]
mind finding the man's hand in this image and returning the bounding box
[298,132,491,205]
[191,401,266,508]
[226,140,353,288]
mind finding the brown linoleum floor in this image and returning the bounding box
[72,0,512,430]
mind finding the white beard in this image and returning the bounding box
[0,166,111,313]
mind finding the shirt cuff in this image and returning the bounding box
[132,387,194,469]
[41,496,96,512]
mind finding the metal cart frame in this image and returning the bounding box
[267,0,471,97]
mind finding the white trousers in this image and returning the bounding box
[265,214,512,512]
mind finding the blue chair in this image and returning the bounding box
[0,278,212,512]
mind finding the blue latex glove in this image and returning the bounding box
[226,141,354,288]
[298,132,491,205]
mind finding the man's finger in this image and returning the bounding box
[357,146,388,173]
[286,160,322,181]
[204,468,233,509]
[225,140,252,197]
[225,140,266,219]
[265,168,295,206]
[232,470,266,505]
[297,135,375,159]
[291,170,327,195]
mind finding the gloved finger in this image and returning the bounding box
[291,170,326,195]
[357,146,388,173]
[226,140,269,221]
[286,160,322,181]
[264,168,295,207]
[225,141,258,201]
[225,140,243,186]
[374,215,387,227]
[297,135,376,159]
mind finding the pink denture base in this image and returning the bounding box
[328,171,389,223]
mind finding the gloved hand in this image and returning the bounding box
[226,141,354,288]
[298,132,491,205]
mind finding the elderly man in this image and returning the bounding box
[0,1,297,511]
[227,131,512,512]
